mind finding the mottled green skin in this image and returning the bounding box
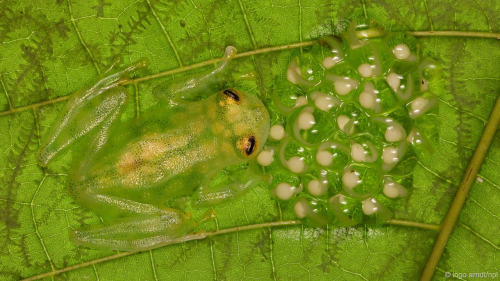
[36,47,270,251]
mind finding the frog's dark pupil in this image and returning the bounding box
[245,136,256,155]
[223,89,240,102]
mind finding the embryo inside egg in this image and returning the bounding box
[259,18,441,227]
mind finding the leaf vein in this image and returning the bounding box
[417,161,455,185]
[236,0,257,49]
[468,197,500,221]
[472,0,493,32]
[209,237,217,280]
[422,0,434,31]
[477,174,500,190]
[268,227,277,281]
[0,74,13,110]
[145,0,184,67]
[30,175,56,273]
[438,96,487,123]
[67,0,101,76]
[458,223,500,250]
[149,250,159,281]
[92,264,100,281]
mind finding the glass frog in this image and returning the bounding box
[36,46,270,251]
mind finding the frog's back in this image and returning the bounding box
[73,127,217,203]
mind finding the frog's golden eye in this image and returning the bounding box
[223,89,241,104]
[238,135,259,157]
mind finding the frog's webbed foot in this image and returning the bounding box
[192,162,271,208]
[70,209,216,251]
[153,46,248,102]
[36,58,148,166]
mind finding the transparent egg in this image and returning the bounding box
[262,19,440,226]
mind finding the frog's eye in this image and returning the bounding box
[223,89,241,104]
[238,135,259,157]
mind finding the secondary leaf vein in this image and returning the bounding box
[67,0,101,76]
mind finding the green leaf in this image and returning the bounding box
[1,0,499,280]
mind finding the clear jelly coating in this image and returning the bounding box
[259,19,441,227]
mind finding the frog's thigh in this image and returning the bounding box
[38,88,129,167]
[68,176,174,218]
[70,209,216,251]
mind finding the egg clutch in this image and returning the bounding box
[257,19,440,226]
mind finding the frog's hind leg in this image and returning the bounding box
[192,161,271,207]
[36,58,148,166]
[70,208,216,251]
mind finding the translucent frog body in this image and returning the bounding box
[259,19,442,226]
[36,47,270,251]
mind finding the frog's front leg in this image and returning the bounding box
[154,46,254,102]
[70,208,216,251]
[36,58,148,166]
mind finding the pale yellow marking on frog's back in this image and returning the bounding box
[117,132,192,176]
[234,121,251,135]
[117,152,136,175]
[120,134,219,188]
[223,129,232,138]
[226,106,242,123]
[190,118,208,135]
[141,141,169,160]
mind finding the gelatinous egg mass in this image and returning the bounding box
[261,19,441,227]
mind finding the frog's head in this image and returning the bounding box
[214,88,270,159]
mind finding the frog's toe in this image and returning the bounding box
[133,57,149,70]
[224,46,237,58]
[195,209,217,226]
[115,57,149,79]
